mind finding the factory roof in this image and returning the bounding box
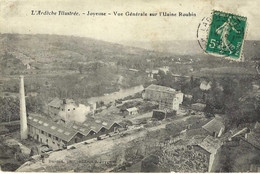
[28,114,80,142]
[48,98,76,108]
[68,116,122,136]
[146,84,179,94]
[48,97,62,108]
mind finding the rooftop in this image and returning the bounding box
[68,116,121,135]
[48,98,76,108]
[28,114,78,142]
[48,97,62,108]
[146,84,178,94]
[126,107,138,112]
[198,135,223,154]
[202,118,225,135]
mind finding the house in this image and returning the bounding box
[191,103,206,111]
[126,107,138,115]
[202,118,225,137]
[60,99,76,111]
[47,98,76,117]
[146,69,159,79]
[48,98,93,122]
[143,84,183,112]
[200,80,212,91]
[59,103,86,122]
[193,135,223,172]
[47,97,62,117]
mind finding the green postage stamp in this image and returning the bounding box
[206,11,247,60]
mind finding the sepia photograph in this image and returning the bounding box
[0,0,260,173]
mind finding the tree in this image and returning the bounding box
[204,100,215,118]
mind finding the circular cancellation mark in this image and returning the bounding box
[196,13,243,59]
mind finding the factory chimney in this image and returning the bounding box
[20,75,28,139]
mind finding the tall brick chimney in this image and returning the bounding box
[20,75,28,140]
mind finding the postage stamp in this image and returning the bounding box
[205,11,247,61]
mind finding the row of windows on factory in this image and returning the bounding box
[28,126,65,144]
[61,108,76,111]
[51,106,76,112]
[40,130,62,142]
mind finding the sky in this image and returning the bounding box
[0,0,260,43]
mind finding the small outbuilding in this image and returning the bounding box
[126,107,138,115]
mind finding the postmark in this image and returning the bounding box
[197,16,212,54]
[205,11,247,61]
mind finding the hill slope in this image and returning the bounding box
[121,40,260,61]
[0,34,161,65]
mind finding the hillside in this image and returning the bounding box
[121,40,260,61]
[0,34,160,105]
[0,34,164,67]
[1,34,259,73]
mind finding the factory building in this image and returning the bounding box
[47,98,81,118]
[20,75,122,150]
[27,113,122,150]
[27,114,82,149]
[143,84,183,111]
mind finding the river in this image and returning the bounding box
[87,85,144,104]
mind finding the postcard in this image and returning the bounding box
[0,0,260,172]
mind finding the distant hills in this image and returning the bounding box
[120,40,260,61]
[0,34,165,75]
[120,40,203,55]
[0,33,259,76]
[0,34,162,65]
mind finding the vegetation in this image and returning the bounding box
[156,69,260,129]
[0,96,44,123]
[0,97,19,122]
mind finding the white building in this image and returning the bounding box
[126,107,138,115]
[143,84,183,112]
